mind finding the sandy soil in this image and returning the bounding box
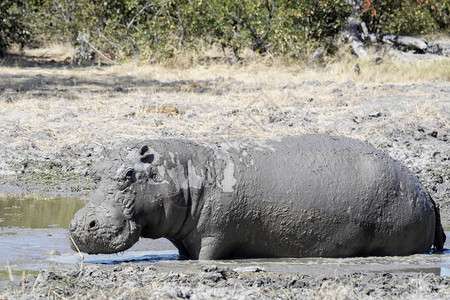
[0,51,449,298]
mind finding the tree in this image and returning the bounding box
[0,0,31,56]
[1,0,447,60]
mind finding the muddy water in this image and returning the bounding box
[0,194,86,281]
[71,240,450,278]
[0,194,177,282]
[1,194,449,283]
[0,194,88,228]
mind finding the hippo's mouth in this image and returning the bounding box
[69,204,142,254]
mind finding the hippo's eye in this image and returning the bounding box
[124,168,135,181]
[118,168,135,190]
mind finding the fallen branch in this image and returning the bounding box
[388,49,448,61]
[342,16,446,59]
[343,16,367,58]
[76,33,119,65]
[362,32,428,52]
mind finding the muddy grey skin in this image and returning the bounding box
[69,135,446,259]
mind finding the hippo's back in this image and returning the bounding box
[211,135,436,257]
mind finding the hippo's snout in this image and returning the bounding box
[69,216,96,232]
[69,202,141,254]
[69,214,110,233]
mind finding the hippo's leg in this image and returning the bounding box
[198,236,230,260]
[168,239,192,259]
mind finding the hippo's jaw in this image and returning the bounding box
[69,202,141,254]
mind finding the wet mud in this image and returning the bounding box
[3,260,450,299]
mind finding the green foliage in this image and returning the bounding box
[0,0,448,60]
[27,0,353,60]
[361,0,449,35]
[188,1,351,56]
[0,0,31,56]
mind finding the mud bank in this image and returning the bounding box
[0,69,448,227]
[3,264,450,299]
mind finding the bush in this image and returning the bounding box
[0,0,31,56]
[361,0,449,35]
[1,0,448,60]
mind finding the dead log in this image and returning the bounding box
[352,38,368,58]
[427,41,450,57]
[388,49,448,61]
[344,19,450,60]
[362,33,428,52]
[343,1,448,59]
[342,16,368,58]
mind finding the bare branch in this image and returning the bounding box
[77,33,119,64]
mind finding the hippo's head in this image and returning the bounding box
[69,142,195,254]
[69,199,140,254]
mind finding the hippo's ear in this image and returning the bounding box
[139,145,154,164]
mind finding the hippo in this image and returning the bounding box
[69,134,446,259]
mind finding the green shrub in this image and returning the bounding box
[1,0,448,60]
[0,0,31,56]
[361,0,449,35]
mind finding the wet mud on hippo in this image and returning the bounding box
[69,134,446,259]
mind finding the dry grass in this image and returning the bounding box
[0,44,449,151]
[20,43,74,60]
[126,54,450,84]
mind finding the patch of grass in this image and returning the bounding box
[8,43,74,60]
[12,160,95,192]
[0,232,16,236]
[321,53,450,83]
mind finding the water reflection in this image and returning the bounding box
[85,253,179,264]
[0,194,88,228]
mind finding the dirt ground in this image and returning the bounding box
[0,48,449,298]
[3,264,450,299]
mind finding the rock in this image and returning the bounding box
[48,250,61,256]
[233,266,266,273]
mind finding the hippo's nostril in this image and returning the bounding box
[89,220,96,228]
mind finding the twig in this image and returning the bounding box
[53,290,70,300]
[31,274,40,294]
[127,2,155,30]
[6,261,14,282]
[126,35,142,60]
[69,236,85,261]
[70,235,85,274]
[22,271,26,296]
[98,31,122,50]
[231,277,239,298]
[125,0,171,60]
